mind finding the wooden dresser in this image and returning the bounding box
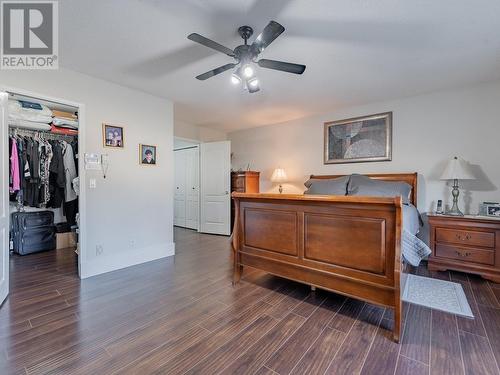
[428,213,500,282]
[231,171,260,229]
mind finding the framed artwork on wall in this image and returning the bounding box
[102,123,124,148]
[324,112,392,164]
[139,144,157,165]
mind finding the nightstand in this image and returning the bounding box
[427,213,500,282]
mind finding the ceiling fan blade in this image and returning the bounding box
[251,21,285,53]
[188,33,235,57]
[195,63,236,80]
[257,59,306,74]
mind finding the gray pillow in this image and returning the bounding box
[304,175,349,195]
[347,174,412,204]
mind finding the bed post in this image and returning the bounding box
[393,197,403,343]
[231,196,242,285]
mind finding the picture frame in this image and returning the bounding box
[102,123,124,148]
[139,144,157,166]
[486,204,500,217]
[324,112,392,164]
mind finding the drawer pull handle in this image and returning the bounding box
[455,250,471,257]
[455,233,472,241]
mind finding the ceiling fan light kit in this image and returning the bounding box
[187,21,306,94]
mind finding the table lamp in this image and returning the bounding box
[440,156,475,216]
[271,168,287,194]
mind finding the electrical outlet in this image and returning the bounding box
[129,240,135,249]
[96,245,104,256]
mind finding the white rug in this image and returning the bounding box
[402,274,474,318]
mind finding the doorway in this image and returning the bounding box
[0,87,86,306]
[173,137,231,236]
[174,138,200,230]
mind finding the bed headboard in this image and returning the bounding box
[309,173,418,206]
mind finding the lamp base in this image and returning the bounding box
[445,208,464,216]
[446,179,464,216]
[278,184,283,194]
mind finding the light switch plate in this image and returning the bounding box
[89,179,96,189]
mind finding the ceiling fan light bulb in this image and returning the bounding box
[248,77,259,87]
[231,74,241,85]
[243,65,254,78]
[248,84,260,93]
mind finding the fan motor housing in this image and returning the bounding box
[237,26,253,41]
[233,44,256,62]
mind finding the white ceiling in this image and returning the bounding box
[60,0,500,132]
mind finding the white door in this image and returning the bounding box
[174,150,187,227]
[200,141,231,235]
[185,147,199,230]
[0,92,9,305]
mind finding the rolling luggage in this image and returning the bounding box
[11,211,56,255]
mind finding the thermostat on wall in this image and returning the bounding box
[84,153,101,170]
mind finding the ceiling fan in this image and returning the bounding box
[187,21,306,93]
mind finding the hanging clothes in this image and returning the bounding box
[9,137,20,193]
[48,140,65,208]
[64,199,78,226]
[61,141,77,202]
[24,138,41,207]
[9,131,77,210]
[39,141,53,205]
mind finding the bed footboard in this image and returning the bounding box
[232,193,403,342]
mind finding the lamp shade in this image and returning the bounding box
[440,156,475,180]
[271,168,287,183]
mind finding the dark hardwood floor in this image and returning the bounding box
[1,227,500,374]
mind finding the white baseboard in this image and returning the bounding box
[80,242,175,279]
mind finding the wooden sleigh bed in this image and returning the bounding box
[231,173,418,342]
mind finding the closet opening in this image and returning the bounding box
[173,137,231,236]
[2,89,85,292]
[174,137,200,231]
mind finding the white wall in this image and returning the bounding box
[229,80,500,215]
[174,119,226,142]
[1,68,174,278]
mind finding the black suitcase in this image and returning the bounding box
[11,211,56,255]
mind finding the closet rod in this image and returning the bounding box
[9,127,77,141]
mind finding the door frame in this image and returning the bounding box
[1,85,87,279]
[0,92,8,305]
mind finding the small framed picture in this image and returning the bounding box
[140,144,157,165]
[102,123,124,148]
[486,204,500,217]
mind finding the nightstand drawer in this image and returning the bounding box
[435,244,495,266]
[435,227,495,248]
